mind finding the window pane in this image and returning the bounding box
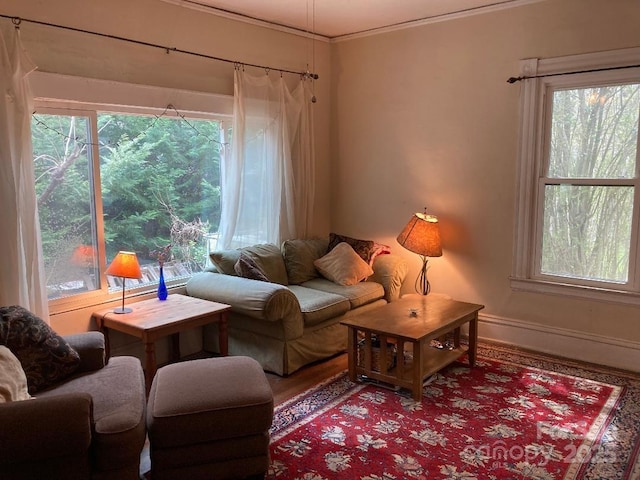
[541,185,633,283]
[32,114,101,299]
[549,84,640,179]
[97,114,222,288]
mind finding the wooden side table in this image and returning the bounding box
[92,293,231,393]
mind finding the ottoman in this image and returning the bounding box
[146,356,274,480]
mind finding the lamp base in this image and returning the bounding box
[415,255,432,296]
[113,306,132,314]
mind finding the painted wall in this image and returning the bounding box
[330,0,640,370]
[0,0,331,347]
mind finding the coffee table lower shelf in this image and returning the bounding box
[351,344,469,399]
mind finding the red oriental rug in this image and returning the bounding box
[267,344,640,479]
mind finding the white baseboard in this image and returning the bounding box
[478,313,640,373]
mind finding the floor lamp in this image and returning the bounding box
[106,251,142,314]
[396,209,443,295]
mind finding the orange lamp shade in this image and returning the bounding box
[105,251,142,279]
[396,212,442,258]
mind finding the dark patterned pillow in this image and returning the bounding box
[328,233,375,264]
[0,305,81,394]
[234,252,269,282]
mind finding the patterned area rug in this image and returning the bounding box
[268,344,640,479]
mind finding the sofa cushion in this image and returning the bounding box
[281,237,329,284]
[288,286,350,327]
[0,305,81,394]
[328,232,376,263]
[0,345,31,402]
[314,242,374,286]
[300,278,385,309]
[209,249,242,276]
[243,244,289,285]
[234,252,269,282]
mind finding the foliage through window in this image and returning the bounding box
[512,49,640,303]
[32,108,224,301]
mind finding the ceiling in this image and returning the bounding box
[168,0,542,39]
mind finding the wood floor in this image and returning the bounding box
[266,353,348,405]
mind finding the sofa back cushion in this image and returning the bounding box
[281,237,329,285]
[211,244,288,285]
[209,249,242,276]
[242,244,289,285]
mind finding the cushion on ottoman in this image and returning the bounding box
[147,356,273,448]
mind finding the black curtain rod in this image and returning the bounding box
[507,63,640,83]
[1,14,319,80]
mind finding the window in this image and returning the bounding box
[32,105,227,308]
[511,48,640,305]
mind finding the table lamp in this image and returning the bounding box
[396,209,442,295]
[106,251,142,314]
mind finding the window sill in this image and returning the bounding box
[510,277,640,307]
[49,282,188,316]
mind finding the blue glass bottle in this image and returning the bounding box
[157,266,168,300]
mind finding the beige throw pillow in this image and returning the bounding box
[0,345,32,403]
[314,242,374,286]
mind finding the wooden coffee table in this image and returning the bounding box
[341,295,484,401]
[92,293,231,393]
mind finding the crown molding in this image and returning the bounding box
[332,0,550,43]
[159,0,551,43]
[158,0,330,43]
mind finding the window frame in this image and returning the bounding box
[30,72,233,313]
[511,47,640,306]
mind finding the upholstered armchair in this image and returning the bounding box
[0,306,146,480]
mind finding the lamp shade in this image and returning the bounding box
[105,251,142,279]
[396,212,443,257]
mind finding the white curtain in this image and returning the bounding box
[219,69,315,249]
[0,26,49,320]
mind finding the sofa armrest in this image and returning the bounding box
[0,393,93,465]
[369,254,409,302]
[186,272,302,323]
[64,331,106,373]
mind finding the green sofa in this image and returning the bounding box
[186,236,408,375]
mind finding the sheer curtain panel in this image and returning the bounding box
[219,69,315,249]
[0,26,49,320]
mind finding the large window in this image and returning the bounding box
[511,49,640,304]
[32,105,226,307]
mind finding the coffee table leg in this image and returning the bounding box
[347,327,357,382]
[144,341,156,395]
[412,341,422,401]
[468,315,478,367]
